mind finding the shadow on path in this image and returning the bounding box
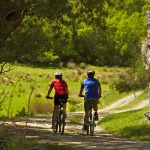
[1,113,150,150]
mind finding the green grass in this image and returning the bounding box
[0,136,71,150]
[99,107,150,140]
[69,115,82,123]
[0,63,129,117]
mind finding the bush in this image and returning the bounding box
[65,70,79,82]
[115,68,150,93]
[15,107,27,117]
[79,62,86,69]
[67,62,76,69]
[30,100,53,114]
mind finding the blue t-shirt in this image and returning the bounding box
[82,78,100,99]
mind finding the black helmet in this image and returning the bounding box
[87,70,95,75]
[55,72,62,76]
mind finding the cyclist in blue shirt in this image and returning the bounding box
[78,70,102,130]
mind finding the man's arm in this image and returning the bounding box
[65,82,69,95]
[98,82,102,98]
[46,82,53,97]
[47,87,53,97]
[78,84,84,97]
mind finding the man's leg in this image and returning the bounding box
[52,105,59,128]
[62,103,67,118]
[83,101,88,130]
[94,101,99,121]
[84,111,88,124]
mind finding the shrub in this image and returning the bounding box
[65,70,79,82]
[79,62,86,69]
[67,62,76,69]
[115,68,150,93]
[80,73,87,80]
[34,92,43,98]
[15,107,27,117]
[67,97,83,112]
[30,100,53,114]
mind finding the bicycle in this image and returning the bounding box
[79,95,97,136]
[86,100,96,136]
[46,96,67,135]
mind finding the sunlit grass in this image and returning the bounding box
[99,107,150,140]
[69,115,82,123]
[0,63,129,117]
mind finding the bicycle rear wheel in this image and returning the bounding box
[86,110,92,135]
[58,110,66,135]
[86,124,89,135]
[54,120,58,134]
[89,112,95,136]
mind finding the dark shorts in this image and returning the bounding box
[54,94,68,105]
[84,98,98,112]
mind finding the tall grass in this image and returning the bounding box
[0,63,129,117]
[0,135,72,150]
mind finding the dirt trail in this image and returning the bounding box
[1,92,150,150]
[99,91,149,114]
[101,91,143,111]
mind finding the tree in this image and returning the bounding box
[0,0,107,63]
[103,0,147,66]
[0,0,27,47]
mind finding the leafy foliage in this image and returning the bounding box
[0,0,148,67]
[115,56,150,92]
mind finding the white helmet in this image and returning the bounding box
[55,72,62,76]
[87,70,95,75]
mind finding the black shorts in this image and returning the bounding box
[54,94,68,105]
[84,98,98,112]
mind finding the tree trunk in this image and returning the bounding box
[0,1,26,47]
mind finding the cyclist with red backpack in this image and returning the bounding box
[46,72,69,129]
[78,70,102,130]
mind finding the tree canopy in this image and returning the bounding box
[0,0,148,66]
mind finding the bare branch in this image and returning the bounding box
[0,63,14,74]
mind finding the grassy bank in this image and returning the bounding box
[99,107,150,140]
[0,63,129,117]
[0,135,72,150]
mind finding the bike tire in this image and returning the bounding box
[86,110,91,135]
[90,112,95,136]
[54,120,58,134]
[86,124,89,135]
[59,110,65,135]
[61,118,65,135]
[58,111,62,134]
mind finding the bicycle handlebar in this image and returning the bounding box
[46,96,53,99]
[78,94,85,97]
